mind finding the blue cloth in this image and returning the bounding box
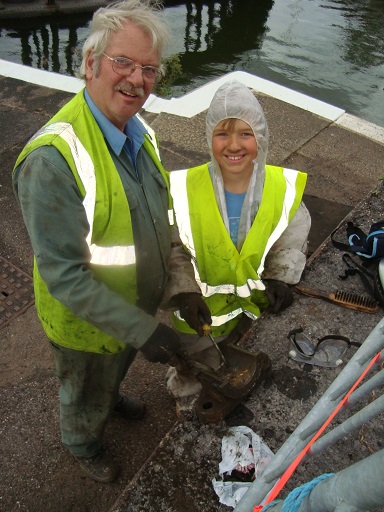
[261,473,335,511]
[224,189,246,245]
[84,88,146,167]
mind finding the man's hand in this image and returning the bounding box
[264,279,294,313]
[140,323,182,364]
[174,292,212,336]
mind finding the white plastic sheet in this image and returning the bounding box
[212,426,274,508]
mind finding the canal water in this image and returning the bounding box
[0,0,383,127]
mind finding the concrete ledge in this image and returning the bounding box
[144,70,345,121]
[2,59,384,146]
[0,59,84,93]
[336,113,384,145]
[0,60,343,121]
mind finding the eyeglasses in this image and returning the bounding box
[102,53,163,83]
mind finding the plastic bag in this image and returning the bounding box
[212,426,274,508]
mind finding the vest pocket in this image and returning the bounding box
[150,167,167,189]
[123,184,139,211]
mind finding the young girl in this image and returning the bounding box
[168,80,311,419]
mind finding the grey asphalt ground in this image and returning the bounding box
[1,71,384,512]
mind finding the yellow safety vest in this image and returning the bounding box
[170,163,307,337]
[14,90,171,354]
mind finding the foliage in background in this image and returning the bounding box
[154,54,182,97]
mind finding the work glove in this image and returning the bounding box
[264,279,294,314]
[140,323,182,364]
[174,292,212,336]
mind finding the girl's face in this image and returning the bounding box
[212,119,258,180]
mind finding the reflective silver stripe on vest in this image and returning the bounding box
[174,307,257,327]
[170,169,264,297]
[196,273,265,298]
[170,168,196,255]
[137,113,161,161]
[168,209,175,226]
[138,114,175,226]
[256,168,299,277]
[31,122,136,266]
[170,167,299,298]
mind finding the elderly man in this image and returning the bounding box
[13,0,210,483]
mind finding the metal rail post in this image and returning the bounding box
[233,317,384,512]
[262,449,384,512]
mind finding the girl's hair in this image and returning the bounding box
[216,118,239,132]
[77,0,170,79]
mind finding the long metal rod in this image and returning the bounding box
[233,318,384,512]
[299,362,384,441]
[344,367,384,403]
[263,352,383,485]
[328,353,384,401]
[308,393,384,457]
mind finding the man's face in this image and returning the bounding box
[85,21,159,131]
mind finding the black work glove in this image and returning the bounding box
[174,292,212,336]
[140,323,182,364]
[264,279,294,314]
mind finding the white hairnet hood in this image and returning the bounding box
[206,80,269,171]
[204,80,270,250]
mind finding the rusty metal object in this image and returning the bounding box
[193,346,272,423]
[171,316,273,423]
[172,337,272,424]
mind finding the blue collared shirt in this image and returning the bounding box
[84,88,147,169]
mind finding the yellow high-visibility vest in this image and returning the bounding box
[170,163,307,337]
[14,90,171,353]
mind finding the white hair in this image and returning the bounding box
[77,0,170,80]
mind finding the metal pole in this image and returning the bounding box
[234,318,384,512]
[258,449,384,512]
[300,448,384,511]
[344,367,384,403]
[308,394,384,457]
[299,362,384,440]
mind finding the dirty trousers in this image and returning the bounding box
[166,333,225,399]
[49,341,136,458]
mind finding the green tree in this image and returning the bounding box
[154,54,183,97]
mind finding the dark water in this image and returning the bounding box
[0,0,383,127]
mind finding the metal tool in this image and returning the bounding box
[295,285,379,313]
[172,319,272,423]
[200,320,228,368]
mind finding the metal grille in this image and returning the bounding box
[0,256,34,329]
